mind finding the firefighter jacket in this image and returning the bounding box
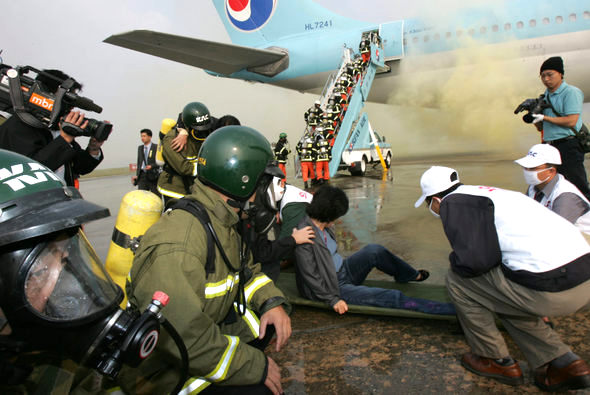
[274,139,290,163]
[157,127,202,199]
[120,179,290,394]
[315,137,331,162]
[305,106,323,126]
[326,103,341,121]
[297,139,316,162]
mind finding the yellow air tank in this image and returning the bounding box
[156,118,176,167]
[105,190,163,307]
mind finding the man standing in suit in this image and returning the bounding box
[132,129,159,195]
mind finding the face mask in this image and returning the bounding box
[429,199,440,218]
[523,168,551,186]
[266,177,285,210]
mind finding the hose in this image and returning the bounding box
[162,319,189,395]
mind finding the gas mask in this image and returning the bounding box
[0,149,187,387]
[246,176,286,234]
[0,228,170,380]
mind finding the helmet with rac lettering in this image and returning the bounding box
[181,102,212,132]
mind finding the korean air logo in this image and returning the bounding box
[226,0,277,32]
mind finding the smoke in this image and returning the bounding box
[384,29,542,157]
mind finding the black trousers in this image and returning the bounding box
[137,171,159,196]
[550,138,590,200]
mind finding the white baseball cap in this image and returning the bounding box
[514,143,562,168]
[414,166,460,208]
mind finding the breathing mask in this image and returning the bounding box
[1,227,170,380]
[0,149,185,385]
[523,167,552,186]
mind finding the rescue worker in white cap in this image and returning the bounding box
[415,165,590,392]
[515,143,590,236]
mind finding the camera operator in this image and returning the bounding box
[533,57,590,200]
[0,69,104,187]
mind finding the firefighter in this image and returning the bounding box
[0,149,176,393]
[304,100,323,129]
[327,96,342,129]
[274,132,290,177]
[340,74,354,96]
[322,117,337,146]
[297,134,316,189]
[360,36,371,64]
[314,126,332,184]
[157,102,213,207]
[352,56,363,81]
[121,126,292,394]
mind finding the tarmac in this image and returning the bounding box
[80,156,590,394]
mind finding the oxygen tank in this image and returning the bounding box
[155,118,176,166]
[105,190,163,307]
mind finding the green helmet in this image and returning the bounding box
[0,149,109,246]
[279,132,287,139]
[197,126,279,201]
[181,102,212,131]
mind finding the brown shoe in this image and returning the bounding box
[461,352,524,386]
[535,359,590,392]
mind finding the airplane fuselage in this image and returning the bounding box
[208,2,590,102]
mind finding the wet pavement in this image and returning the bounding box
[81,156,590,394]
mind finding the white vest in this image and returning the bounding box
[526,174,590,235]
[449,185,590,273]
[279,185,313,221]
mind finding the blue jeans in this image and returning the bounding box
[337,244,456,315]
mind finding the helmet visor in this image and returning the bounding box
[24,230,120,322]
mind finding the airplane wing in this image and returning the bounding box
[103,30,287,75]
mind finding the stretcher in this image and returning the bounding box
[276,272,457,321]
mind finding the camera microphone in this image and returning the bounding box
[67,94,103,113]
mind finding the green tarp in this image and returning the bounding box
[276,272,457,321]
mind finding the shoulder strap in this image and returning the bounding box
[171,198,240,275]
[7,73,47,129]
[545,93,579,134]
[171,198,216,275]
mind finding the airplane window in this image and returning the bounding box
[516,21,524,29]
[556,16,563,24]
[529,19,536,27]
[434,33,440,40]
[446,31,452,38]
[403,38,407,46]
[569,13,576,22]
[584,11,590,19]
[424,35,429,42]
[412,36,419,43]
[480,26,487,34]
[456,29,463,37]
[492,24,499,32]
[543,17,550,25]
[467,28,474,36]
[504,23,512,31]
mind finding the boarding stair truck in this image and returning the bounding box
[328,39,392,177]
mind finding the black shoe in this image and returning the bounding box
[411,269,430,282]
[304,181,309,189]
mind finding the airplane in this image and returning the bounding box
[104,0,590,104]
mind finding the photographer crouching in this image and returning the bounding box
[515,56,590,200]
[0,64,112,186]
